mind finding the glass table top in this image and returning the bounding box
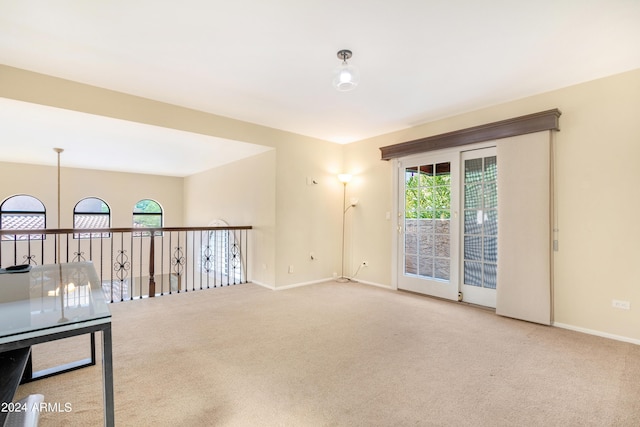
[0,262,111,341]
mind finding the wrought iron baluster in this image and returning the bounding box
[168,231,173,294]
[215,231,220,285]
[172,242,185,293]
[0,226,250,301]
[190,229,195,291]
[22,254,37,265]
[231,236,239,285]
[203,231,213,289]
[113,249,130,303]
[72,251,85,262]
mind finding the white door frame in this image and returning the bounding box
[394,150,460,301]
[391,142,497,303]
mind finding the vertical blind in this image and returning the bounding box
[496,132,552,325]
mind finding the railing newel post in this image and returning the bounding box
[160,231,164,296]
[148,231,156,298]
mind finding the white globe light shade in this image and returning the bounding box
[333,63,360,91]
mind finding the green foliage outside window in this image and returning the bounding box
[405,170,451,219]
[133,199,162,228]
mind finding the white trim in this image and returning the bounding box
[249,280,275,290]
[251,278,393,291]
[390,159,399,291]
[396,151,460,301]
[273,277,335,291]
[553,322,640,346]
[353,279,394,290]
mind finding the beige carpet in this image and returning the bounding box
[15,282,640,426]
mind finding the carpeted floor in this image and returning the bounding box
[15,282,640,426]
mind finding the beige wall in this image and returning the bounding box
[342,140,394,286]
[183,150,277,287]
[0,162,183,228]
[272,136,344,287]
[2,64,639,342]
[184,136,345,288]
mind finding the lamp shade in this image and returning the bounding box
[333,63,360,91]
[333,50,360,91]
[338,173,352,183]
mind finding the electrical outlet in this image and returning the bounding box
[361,261,368,267]
[288,265,294,274]
[612,299,630,310]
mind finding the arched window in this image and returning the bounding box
[74,197,111,238]
[0,195,46,241]
[133,199,163,237]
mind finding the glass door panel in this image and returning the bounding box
[398,153,459,301]
[460,148,497,307]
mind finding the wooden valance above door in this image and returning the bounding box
[379,109,561,160]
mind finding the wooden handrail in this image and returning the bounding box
[0,226,252,236]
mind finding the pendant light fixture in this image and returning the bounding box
[333,49,360,91]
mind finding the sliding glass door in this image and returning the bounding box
[397,147,498,308]
[397,152,460,300]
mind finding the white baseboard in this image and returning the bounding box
[350,279,394,290]
[553,322,640,346]
[250,280,330,291]
[251,277,393,292]
[273,277,335,291]
[249,280,275,290]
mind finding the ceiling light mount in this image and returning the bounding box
[333,49,359,92]
[337,49,352,61]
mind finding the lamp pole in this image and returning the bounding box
[54,148,64,262]
[337,174,353,282]
[53,148,68,322]
[54,148,63,228]
[341,180,347,280]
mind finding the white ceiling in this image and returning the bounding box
[0,97,272,177]
[1,0,639,175]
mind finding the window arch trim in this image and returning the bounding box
[73,197,111,239]
[132,199,163,237]
[0,194,46,241]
